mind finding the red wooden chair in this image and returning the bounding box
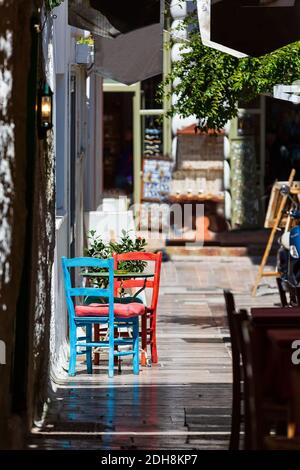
[113,251,162,366]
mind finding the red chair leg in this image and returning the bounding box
[151,338,158,364]
[141,314,147,366]
[150,312,158,364]
[94,324,100,365]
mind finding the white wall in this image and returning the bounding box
[53,0,75,215]
[85,73,104,211]
[50,216,69,378]
[49,0,97,376]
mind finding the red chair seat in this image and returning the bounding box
[75,302,146,318]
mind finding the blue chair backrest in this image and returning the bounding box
[61,257,114,323]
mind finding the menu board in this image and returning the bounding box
[142,157,173,202]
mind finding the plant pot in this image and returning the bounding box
[76,43,94,65]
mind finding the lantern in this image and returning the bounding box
[38,82,53,138]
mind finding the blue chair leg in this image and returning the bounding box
[69,324,77,377]
[108,326,114,378]
[86,324,93,374]
[133,318,140,375]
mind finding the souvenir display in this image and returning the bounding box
[143,127,163,157]
[168,133,224,201]
[142,157,173,201]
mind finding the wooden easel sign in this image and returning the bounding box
[264,179,300,229]
[252,169,299,296]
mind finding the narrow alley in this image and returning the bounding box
[2,0,300,458]
[28,256,278,450]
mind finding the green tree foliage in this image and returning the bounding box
[45,0,63,11]
[162,12,300,131]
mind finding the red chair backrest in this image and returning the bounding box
[113,251,162,311]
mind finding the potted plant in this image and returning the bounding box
[84,229,147,287]
[76,35,94,65]
[108,230,147,274]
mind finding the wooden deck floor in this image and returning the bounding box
[29,256,279,450]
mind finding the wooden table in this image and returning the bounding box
[82,270,154,299]
[266,329,300,436]
[82,271,154,280]
[251,307,300,327]
[250,307,300,405]
[249,307,300,437]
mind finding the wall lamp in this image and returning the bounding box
[38,82,53,139]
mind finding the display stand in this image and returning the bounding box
[138,155,173,230]
[141,155,173,202]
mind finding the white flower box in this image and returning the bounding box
[75,43,94,65]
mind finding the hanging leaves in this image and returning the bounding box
[161,11,300,131]
[45,0,63,11]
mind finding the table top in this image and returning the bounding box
[267,329,300,347]
[81,271,154,279]
[251,307,300,326]
[251,307,300,316]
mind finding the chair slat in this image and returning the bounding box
[63,256,112,268]
[115,252,159,262]
[114,280,154,289]
[69,287,110,297]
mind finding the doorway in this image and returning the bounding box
[103,92,134,197]
[265,96,300,191]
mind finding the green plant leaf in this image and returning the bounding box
[85,229,148,274]
[45,0,63,11]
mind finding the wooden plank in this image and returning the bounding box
[261,271,280,277]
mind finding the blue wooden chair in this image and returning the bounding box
[61,257,145,377]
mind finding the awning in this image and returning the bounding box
[94,23,163,85]
[69,0,163,84]
[69,0,114,37]
[90,0,161,35]
[197,1,247,58]
[69,0,161,38]
[197,0,300,57]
